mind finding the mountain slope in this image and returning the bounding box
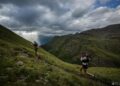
[0,25,111,86]
[43,24,120,67]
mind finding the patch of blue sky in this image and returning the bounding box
[95,0,120,8]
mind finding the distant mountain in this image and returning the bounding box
[43,24,120,67]
[38,35,53,45]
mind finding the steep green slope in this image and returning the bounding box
[0,25,110,86]
[0,25,31,48]
[43,24,120,67]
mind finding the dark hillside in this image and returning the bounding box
[0,25,110,86]
[43,24,120,67]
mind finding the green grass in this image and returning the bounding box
[0,39,107,86]
[88,67,120,82]
[43,24,120,67]
[0,25,120,86]
[0,25,109,86]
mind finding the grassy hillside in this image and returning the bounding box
[0,25,113,86]
[1,25,120,86]
[43,24,120,67]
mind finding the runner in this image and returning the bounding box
[80,52,90,74]
[33,41,38,56]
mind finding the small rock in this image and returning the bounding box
[6,67,12,71]
[19,53,29,58]
[16,61,24,66]
[35,79,40,83]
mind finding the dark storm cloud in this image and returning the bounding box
[0,0,38,6]
[0,0,68,15]
[0,4,2,8]
[0,0,95,32]
[0,3,56,30]
[0,0,120,43]
[72,8,89,18]
[15,8,39,25]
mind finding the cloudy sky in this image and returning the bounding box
[0,0,120,44]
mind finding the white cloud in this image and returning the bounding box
[15,31,39,42]
[68,5,120,31]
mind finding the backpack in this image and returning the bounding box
[81,57,89,63]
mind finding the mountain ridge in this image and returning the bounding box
[43,24,120,67]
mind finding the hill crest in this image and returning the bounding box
[43,24,120,67]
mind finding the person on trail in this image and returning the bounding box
[33,41,38,56]
[80,52,90,74]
